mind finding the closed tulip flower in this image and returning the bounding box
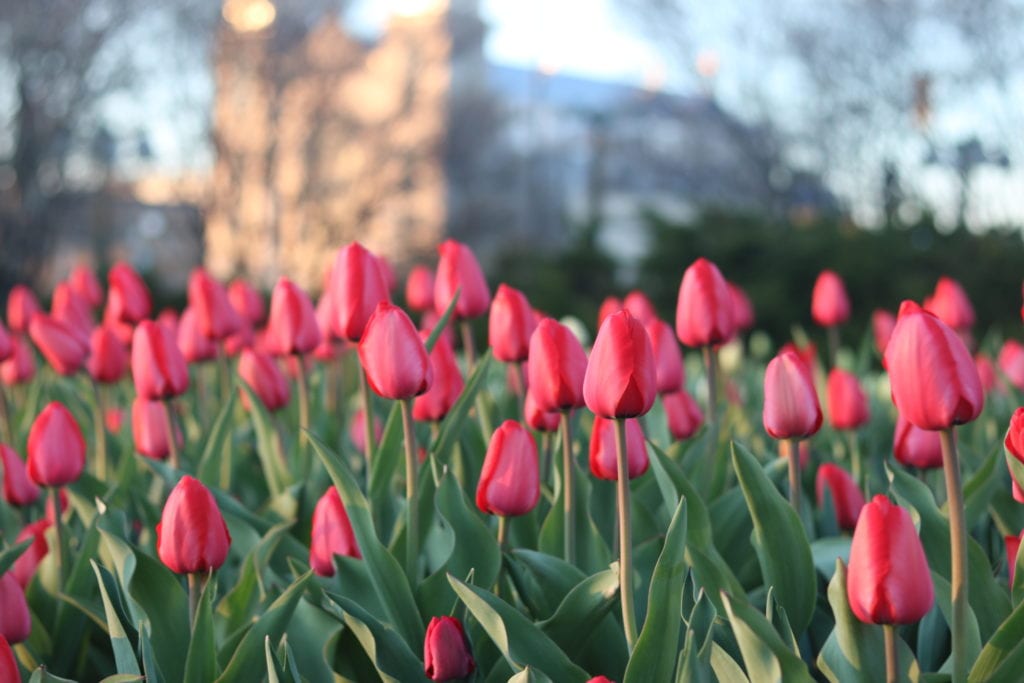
[476,420,540,516]
[1,444,39,506]
[663,389,704,441]
[923,276,974,332]
[0,321,10,362]
[1005,408,1024,503]
[176,308,217,363]
[188,268,241,341]
[28,312,88,376]
[1007,532,1023,584]
[589,415,648,480]
[424,616,475,682]
[811,270,851,327]
[330,242,391,342]
[405,265,436,313]
[872,309,896,358]
[12,519,50,587]
[728,282,755,332]
[0,573,31,643]
[645,318,684,394]
[133,320,189,400]
[763,351,822,440]
[413,332,463,422]
[265,277,320,356]
[238,349,291,412]
[105,406,125,434]
[894,415,944,470]
[228,278,265,325]
[51,282,92,345]
[815,463,865,531]
[309,487,361,577]
[488,284,535,363]
[312,293,339,361]
[527,318,588,412]
[349,408,382,454]
[0,635,17,682]
[998,339,1024,390]
[69,263,103,308]
[597,296,623,329]
[1,335,35,386]
[132,397,182,460]
[584,310,657,419]
[87,325,128,384]
[975,353,1001,395]
[107,262,152,323]
[27,402,86,487]
[434,239,491,320]
[6,284,41,334]
[157,475,231,574]
[827,368,870,430]
[358,303,432,400]
[587,678,616,683]
[846,495,934,624]
[675,257,734,348]
[780,341,818,372]
[524,390,561,432]
[623,290,657,324]
[884,301,982,430]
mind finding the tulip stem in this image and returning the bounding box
[217,343,231,406]
[560,411,576,565]
[359,366,376,468]
[940,428,968,683]
[294,353,311,478]
[400,399,419,582]
[163,400,180,470]
[0,386,13,444]
[613,418,638,651]
[702,345,724,495]
[783,438,800,511]
[51,487,65,587]
[91,379,108,481]
[827,325,840,369]
[497,515,509,549]
[188,572,209,628]
[884,624,898,683]
[846,430,864,494]
[540,432,552,494]
[460,321,476,373]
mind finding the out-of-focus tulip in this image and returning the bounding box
[524,390,561,432]
[728,282,755,332]
[177,308,217,363]
[413,332,463,422]
[827,368,870,431]
[645,318,684,395]
[811,270,851,327]
[228,278,265,325]
[434,239,491,320]
[223,321,254,357]
[45,488,68,525]
[405,265,436,313]
[50,282,92,345]
[597,296,623,329]
[763,351,822,440]
[488,284,535,363]
[312,294,338,361]
[0,322,10,362]
[238,349,290,411]
[1,444,39,506]
[28,312,88,376]
[156,475,231,574]
[265,277,320,356]
[106,262,151,323]
[309,487,361,576]
[376,254,397,293]
[675,257,734,348]
[623,290,657,324]
[815,463,865,531]
[589,415,649,480]
[476,420,540,516]
[779,341,818,373]
[27,402,85,487]
[187,268,241,341]
[846,495,934,624]
[1,335,35,386]
[131,397,182,460]
[1005,408,1024,503]
[871,309,896,358]
[349,408,382,454]
[0,573,31,643]
[587,678,616,683]
[12,518,50,587]
[527,318,588,413]
[69,263,103,308]
[884,301,982,430]
[105,406,125,434]
[584,310,656,419]
[923,276,974,332]
[663,389,704,441]
[157,308,180,338]
[358,303,432,400]
[975,353,1001,395]
[1006,531,1022,584]
[87,325,128,384]
[132,320,189,400]
[998,339,1024,390]
[0,634,17,682]
[6,285,41,334]
[330,242,391,342]
[424,616,475,682]
[894,415,944,470]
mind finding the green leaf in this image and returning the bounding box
[367,401,403,521]
[731,442,816,633]
[239,380,292,496]
[99,676,147,683]
[91,560,142,676]
[538,456,613,576]
[963,444,1001,527]
[538,567,620,659]
[810,537,852,580]
[185,575,219,683]
[969,596,1024,682]
[930,570,982,670]
[508,667,556,683]
[425,290,459,352]
[0,538,32,575]
[323,594,429,683]
[27,669,77,683]
[196,390,238,487]
[721,592,814,683]
[708,642,750,683]
[430,352,493,465]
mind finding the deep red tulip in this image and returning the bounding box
[587,677,616,683]
[309,487,361,576]
[815,463,865,531]
[728,282,755,332]
[188,268,241,341]
[597,296,623,329]
[6,285,41,334]
[424,616,475,682]
[827,368,869,431]
[527,318,588,412]
[106,262,152,324]
[405,265,436,313]
[476,420,540,517]
[157,308,180,338]
[50,282,92,345]
[413,332,463,422]
[645,318,684,395]
[975,353,1001,395]
[265,277,320,356]
[0,634,17,682]
[156,475,231,574]
[846,495,934,624]
[358,302,432,400]
[330,242,391,342]
[1,444,39,506]
[1005,408,1024,503]
[488,284,535,363]
[589,415,649,480]
[105,406,125,434]
[811,270,851,327]
[132,320,189,400]
[0,335,35,386]
[27,402,86,487]
[524,390,561,432]
[0,321,10,362]
[623,290,657,324]
[894,415,944,470]
[12,518,50,587]
[884,300,982,430]
[923,276,974,332]
[131,397,182,460]
[69,263,103,308]
[584,310,656,419]
[238,348,290,411]
[663,389,704,441]
[1007,531,1022,584]
[763,351,822,440]
[871,309,896,358]
[0,573,31,643]
[434,239,491,321]
[998,339,1024,390]
[28,312,88,376]
[87,325,128,384]
[675,257,734,347]
[228,278,265,325]
[176,308,217,363]
[349,408,382,454]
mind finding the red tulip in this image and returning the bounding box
[131,397,182,460]
[763,351,822,440]
[101,311,135,348]
[312,294,338,361]
[846,495,934,624]
[527,318,588,412]
[27,402,86,487]
[623,290,657,324]
[405,265,436,313]
[176,308,217,363]
[132,320,189,400]
[157,308,180,338]
[358,302,432,400]
[597,296,623,329]
[329,242,391,342]
[728,282,755,332]
[589,415,648,480]
[815,463,865,530]
[0,635,17,682]
[675,257,734,347]
[309,487,361,576]
[228,278,265,325]
[434,239,491,320]
[376,254,397,293]
[0,335,35,386]
[12,519,50,587]
[0,573,31,643]
[223,321,255,357]
[827,368,869,430]
[1005,408,1024,503]
[975,353,1001,395]
[187,268,241,341]
[998,339,1024,390]
[265,277,320,356]
[45,488,68,525]
[923,276,974,332]
[106,262,152,324]
[424,616,475,682]
[645,318,684,395]
[871,309,896,357]
[476,420,540,516]
[349,408,383,454]
[6,284,41,334]
[69,263,103,308]
[105,406,125,434]
[488,284,536,363]
[811,270,851,327]
[663,389,704,441]
[1006,531,1022,584]
[87,325,128,384]
[156,475,231,574]
[1,444,39,506]
[780,341,818,372]
[0,321,10,362]
[524,390,561,432]
[584,310,656,419]
[894,415,944,470]
[238,348,291,411]
[28,312,88,376]
[413,332,463,422]
[884,300,982,430]
[50,282,92,345]
[587,678,616,683]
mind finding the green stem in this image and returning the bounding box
[400,399,419,582]
[846,430,864,494]
[217,344,231,406]
[51,487,65,588]
[783,438,800,511]
[613,418,638,650]
[497,515,509,549]
[91,380,108,481]
[884,624,898,683]
[0,386,13,444]
[460,320,476,373]
[560,411,576,565]
[188,572,210,629]
[359,366,376,467]
[827,325,840,369]
[294,354,311,477]
[163,400,180,470]
[540,432,552,493]
[940,428,968,683]
[703,345,724,494]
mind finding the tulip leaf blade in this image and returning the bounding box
[238,380,291,496]
[930,570,983,670]
[322,594,429,683]
[91,559,142,676]
[367,401,403,521]
[508,667,556,683]
[184,572,219,683]
[707,641,750,683]
[424,288,459,353]
[721,591,814,683]
[197,389,238,487]
[0,538,32,576]
[963,444,1001,527]
[969,596,1024,682]
[538,566,621,660]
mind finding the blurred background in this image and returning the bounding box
[1,0,1023,341]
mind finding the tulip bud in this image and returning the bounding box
[826,368,869,431]
[157,475,231,574]
[27,402,86,487]
[524,390,561,432]
[329,242,391,342]
[589,415,649,480]
[1,444,40,506]
[265,277,321,356]
[349,408,382,454]
[238,348,291,412]
[87,325,129,384]
[434,239,491,320]
[413,332,463,422]
[309,487,361,576]
[312,294,339,361]
[488,284,536,363]
[51,282,92,345]
[157,308,179,338]
[132,320,190,400]
[69,263,103,308]
[223,321,254,357]
[1006,531,1022,584]
[871,309,896,358]
[228,278,265,325]
[815,463,865,531]
[28,312,88,376]
[405,265,436,313]
[11,518,50,587]
[998,340,1024,391]
[0,572,31,643]
[763,351,822,440]
[107,262,152,324]
[728,282,755,332]
[893,414,943,470]
[0,322,11,363]
[376,255,397,293]
[1,335,35,386]
[884,301,982,430]
[187,268,241,340]
[105,406,125,434]
[358,303,432,400]
[6,284,41,334]
[675,257,734,348]
[923,276,974,332]
[623,290,657,324]
[645,318,684,395]
[131,397,182,460]
[476,420,540,517]
[780,341,818,372]
[424,616,475,682]
[975,353,1001,395]
[1005,408,1024,503]
[527,318,588,413]
[810,270,851,327]
[584,310,657,419]
[0,634,17,682]
[176,308,217,363]
[663,389,704,441]
[597,296,622,329]
[587,678,616,683]
[846,495,934,624]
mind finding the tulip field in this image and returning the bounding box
[4,240,1024,683]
